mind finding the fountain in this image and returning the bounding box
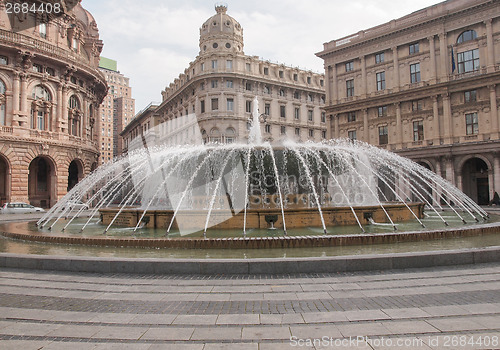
[14,97,491,251]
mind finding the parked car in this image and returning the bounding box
[0,202,45,214]
[65,200,89,211]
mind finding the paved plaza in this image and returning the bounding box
[0,263,498,349]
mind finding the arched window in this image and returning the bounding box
[201,129,207,144]
[225,127,236,143]
[457,30,477,44]
[210,128,221,143]
[30,85,52,130]
[32,85,51,101]
[0,80,5,126]
[69,95,80,109]
[68,95,81,136]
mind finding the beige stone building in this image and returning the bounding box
[122,4,327,151]
[317,0,500,205]
[0,2,107,207]
[98,57,134,163]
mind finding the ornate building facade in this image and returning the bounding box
[122,4,326,151]
[317,0,500,205]
[0,1,107,207]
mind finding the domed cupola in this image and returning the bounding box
[199,3,244,55]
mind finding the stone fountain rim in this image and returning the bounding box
[0,219,499,250]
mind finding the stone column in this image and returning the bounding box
[56,83,63,131]
[494,154,500,199]
[360,56,367,96]
[485,19,496,73]
[442,93,453,143]
[489,85,498,136]
[12,72,20,122]
[434,158,442,205]
[445,156,455,185]
[428,36,437,83]
[61,85,68,133]
[488,166,495,201]
[392,46,400,91]
[432,95,440,144]
[333,114,339,139]
[19,73,28,127]
[328,65,337,104]
[439,33,449,82]
[395,102,402,146]
[362,109,368,142]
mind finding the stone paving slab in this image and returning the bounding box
[0,263,498,348]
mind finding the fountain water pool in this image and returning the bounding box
[6,98,490,251]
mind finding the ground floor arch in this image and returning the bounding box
[68,159,84,192]
[0,154,9,205]
[461,157,490,205]
[28,156,57,208]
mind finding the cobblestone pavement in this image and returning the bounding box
[0,263,498,349]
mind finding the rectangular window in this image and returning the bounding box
[265,124,271,133]
[322,130,326,139]
[320,79,324,87]
[409,42,419,55]
[246,63,251,72]
[410,63,421,83]
[413,120,424,141]
[464,90,477,103]
[295,128,300,136]
[264,103,270,116]
[211,98,218,111]
[321,112,326,123]
[379,125,388,145]
[376,71,386,91]
[378,106,388,117]
[345,61,354,72]
[39,22,46,38]
[211,60,218,69]
[347,112,356,122]
[465,112,479,135]
[211,80,218,88]
[412,100,423,111]
[0,56,7,65]
[37,110,44,130]
[457,49,480,73]
[307,76,311,84]
[279,70,284,78]
[246,100,252,113]
[308,129,314,137]
[308,110,313,121]
[245,82,252,91]
[294,91,300,99]
[281,126,286,135]
[201,62,205,71]
[348,130,356,141]
[280,105,286,118]
[226,80,233,88]
[227,98,234,111]
[293,73,298,81]
[346,79,354,97]
[375,52,384,64]
[294,107,300,120]
[264,67,269,75]
[226,60,232,70]
[33,63,43,73]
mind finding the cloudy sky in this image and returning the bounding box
[82,0,442,111]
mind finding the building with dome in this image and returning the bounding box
[0,1,107,207]
[317,0,500,205]
[122,4,326,151]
